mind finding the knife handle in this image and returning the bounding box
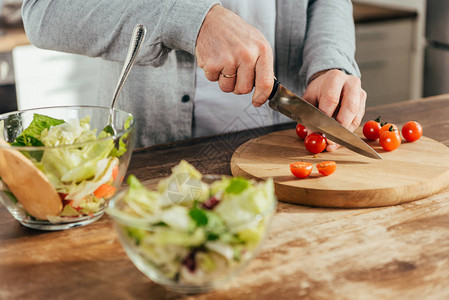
[268,78,280,100]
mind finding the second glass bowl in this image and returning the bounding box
[108,171,277,294]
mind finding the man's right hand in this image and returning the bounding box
[195,5,274,107]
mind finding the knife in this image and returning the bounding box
[268,78,381,159]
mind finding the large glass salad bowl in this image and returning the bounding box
[107,161,277,294]
[0,105,135,230]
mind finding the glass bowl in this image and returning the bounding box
[107,174,277,294]
[0,105,136,230]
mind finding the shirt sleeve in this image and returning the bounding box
[300,0,361,84]
[21,0,219,66]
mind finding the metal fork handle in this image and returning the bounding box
[109,24,147,112]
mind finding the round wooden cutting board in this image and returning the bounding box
[230,129,449,208]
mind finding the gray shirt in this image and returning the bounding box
[21,0,360,148]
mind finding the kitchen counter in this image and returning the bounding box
[2,94,449,299]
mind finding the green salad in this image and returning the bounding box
[108,161,276,284]
[1,113,131,222]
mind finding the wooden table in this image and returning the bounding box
[2,94,449,299]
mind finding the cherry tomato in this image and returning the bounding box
[379,123,398,137]
[316,161,337,176]
[379,128,401,151]
[363,117,381,140]
[402,121,423,142]
[296,123,308,140]
[304,133,327,154]
[290,162,313,178]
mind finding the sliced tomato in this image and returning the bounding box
[94,184,117,199]
[290,162,313,179]
[316,161,337,176]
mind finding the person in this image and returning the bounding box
[21,0,365,150]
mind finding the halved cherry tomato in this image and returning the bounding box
[379,123,398,137]
[316,161,337,176]
[363,117,381,140]
[290,162,313,178]
[295,123,308,140]
[402,121,423,142]
[94,184,117,199]
[379,127,401,151]
[304,133,327,154]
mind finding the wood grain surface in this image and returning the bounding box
[2,94,449,300]
[231,129,449,208]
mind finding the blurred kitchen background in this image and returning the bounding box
[0,0,446,114]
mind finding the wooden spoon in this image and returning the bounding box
[0,139,62,220]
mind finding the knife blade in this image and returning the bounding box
[268,78,381,159]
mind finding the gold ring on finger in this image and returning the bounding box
[220,72,237,78]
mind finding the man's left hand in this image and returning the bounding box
[302,69,367,152]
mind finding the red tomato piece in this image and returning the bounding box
[316,161,337,176]
[379,123,398,137]
[304,133,327,154]
[295,123,308,140]
[290,162,313,179]
[379,129,401,151]
[402,121,423,142]
[363,118,381,140]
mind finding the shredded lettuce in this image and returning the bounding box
[145,227,206,247]
[109,161,276,283]
[109,115,133,158]
[6,113,125,222]
[65,157,118,203]
[125,175,161,216]
[37,116,115,187]
[127,227,146,245]
[157,160,209,205]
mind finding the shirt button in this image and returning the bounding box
[181,95,190,103]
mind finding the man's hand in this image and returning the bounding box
[302,69,367,152]
[195,5,274,107]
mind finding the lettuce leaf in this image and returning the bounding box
[214,178,275,233]
[65,157,118,203]
[11,113,65,147]
[109,115,133,158]
[39,116,114,184]
[125,175,161,215]
[157,160,209,205]
[225,177,250,194]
